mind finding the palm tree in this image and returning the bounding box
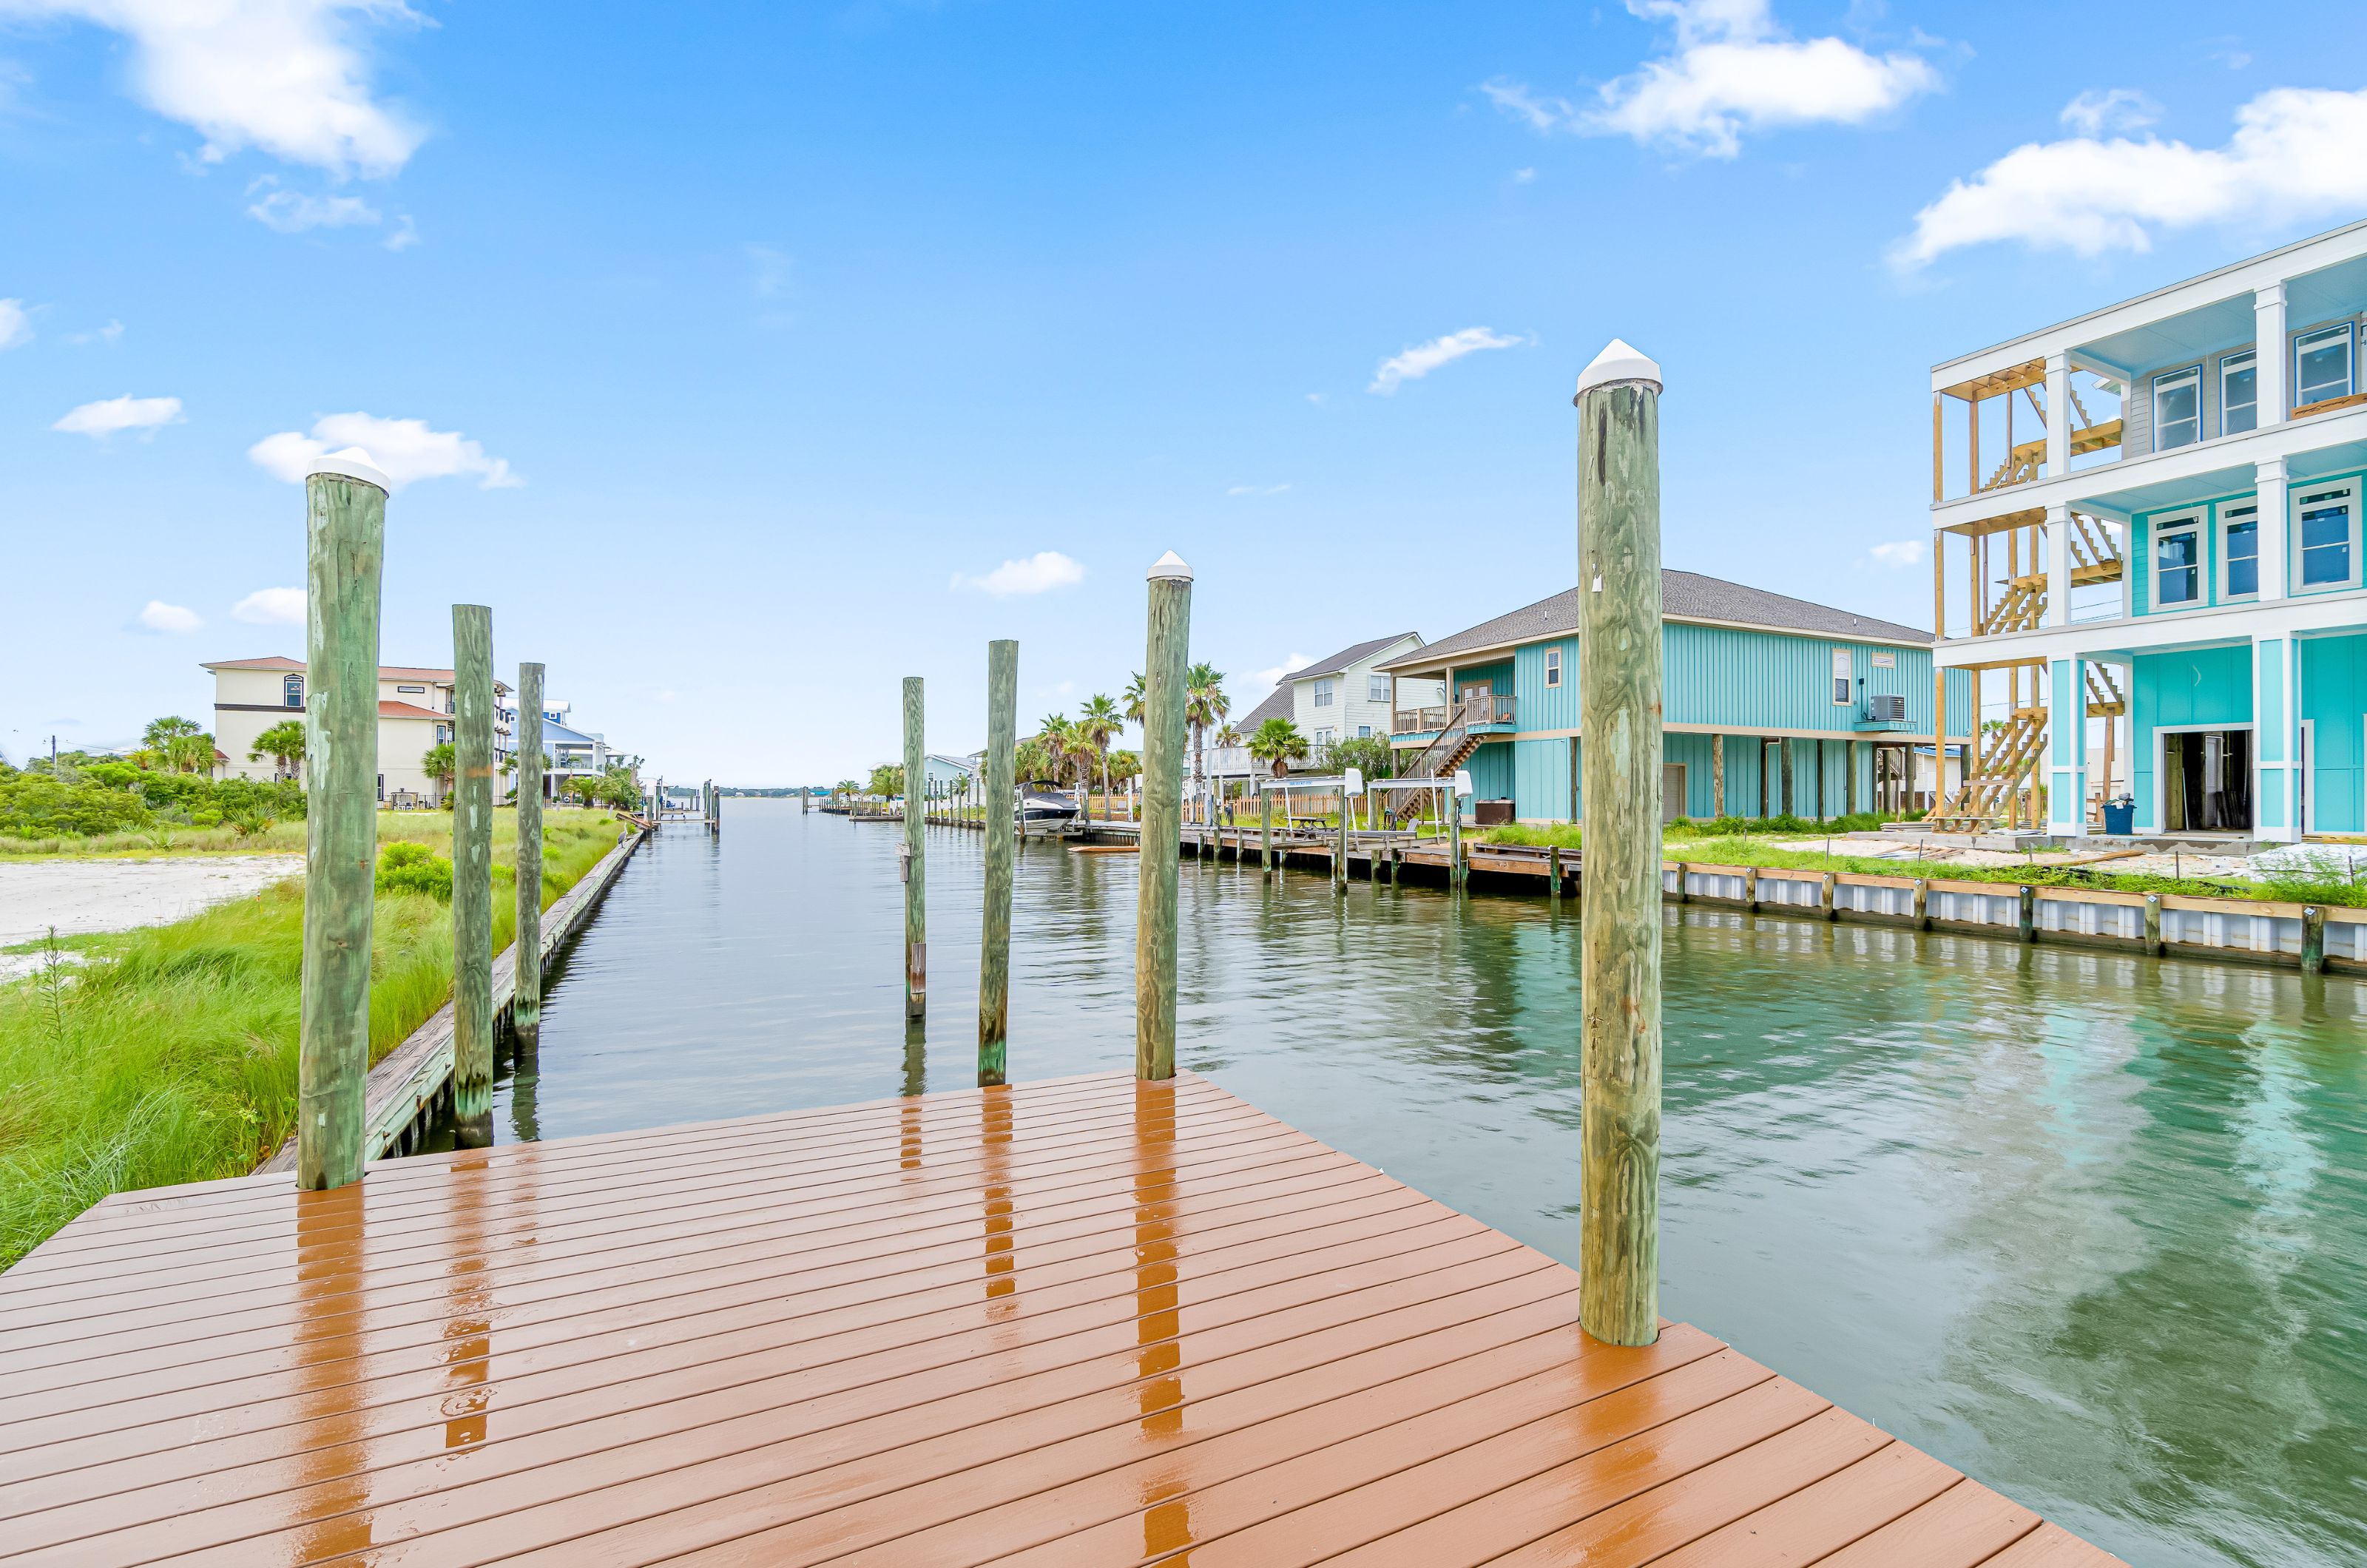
[1076,694,1122,820]
[421,742,457,804]
[1122,672,1147,727]
[1248,717,1309,778]
[248,720,306,781]
[144,714,213,775]
[1036,714,1084,804]
[1185,663,1228,823]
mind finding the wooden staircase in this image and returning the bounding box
[1392,694,1493,824]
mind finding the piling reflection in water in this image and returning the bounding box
[490,800,2367,1567]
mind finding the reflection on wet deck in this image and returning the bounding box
[0,1072,2124,1565]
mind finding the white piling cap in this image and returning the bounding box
[1147,550,1193,581]
[1573,339,1662,402]
[305,447,390,491]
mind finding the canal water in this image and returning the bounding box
[492,800,2366,1568]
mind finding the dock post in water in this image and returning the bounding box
[1575,338,1665,1348]
[902,675,926,1018]
[451,603,497,1149]
[295,450,387,1192]
[979,641,1018,1084]
[515,661,545,1060]
[1260,786,1274,875]
[1137,551,1192,1080]
[1447,777,1466,889]
[1334,783,1349,894]
[2303,905,2326,973]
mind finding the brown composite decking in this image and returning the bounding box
[0,1072,2127,1567]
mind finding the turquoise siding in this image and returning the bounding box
[1503,624,1968,739]
[1512,737,1573,820]
[1462,737,1514,805]
[1452,661,1514,703]
[2131,646,2253,827]
[1500,731,1878,822]
[1513,638,1580,731]
[2301,632,2367,833]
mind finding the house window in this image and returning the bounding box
[2153,514,2202,606]
[1871,652,1896,669]
[2295,322,2355,408]
[1367,673,1389,703]
[1314,678,1334,708]
[1357,725,1372,738]
[283,674,304,708]
[1544,648,1562,688]
[377,773,385,801]
[1314,727,1334,746]
[396,684,425,694]
[2295,483,2358,589]
[2221,502,2259,598]
[436,723,451,743]
[2152,365,2201,450]
[2221,351,2258,434]
[1831,648,1852,704]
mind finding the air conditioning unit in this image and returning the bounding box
[1865,694,1906,723]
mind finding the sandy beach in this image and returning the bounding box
[0,856,303,979]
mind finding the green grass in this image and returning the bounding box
[0,809,624,1268]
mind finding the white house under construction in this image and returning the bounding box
[1930,218,2367,841]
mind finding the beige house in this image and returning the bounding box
[205,655,515,807]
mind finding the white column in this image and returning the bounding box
[2048,658,2087,835]
[2047,501,2073,627]
[2257,456,2289,602]
[2253,633,2300,842]
[2255,283,2287,427]
[2044,352,2070,477]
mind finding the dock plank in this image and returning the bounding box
[0,1072,2128,1567]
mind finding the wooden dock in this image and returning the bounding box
[0,1072,2124,1566]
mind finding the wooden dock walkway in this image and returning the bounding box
[0,1072,2125,1566]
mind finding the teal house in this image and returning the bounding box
[1374,570,1974,823]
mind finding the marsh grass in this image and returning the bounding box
[0,809,622,1267]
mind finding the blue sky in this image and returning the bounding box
[5,1,2366,781]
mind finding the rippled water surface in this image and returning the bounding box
[495,800,2367,1567]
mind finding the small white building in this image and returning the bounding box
[1235,633,1445,753]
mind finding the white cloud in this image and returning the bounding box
[246,184,380,232]
[1870,539,1926,567]
[137,599,203,634]
[950,550,1087,597]
[1255,653,1314,689]
[2060,88,2160,136]
[1512,166,1536,183]
[1226,483,1291,497]
[7,1,425,176]
[382,213,416,250]
[0,298,30,349]
[1491,0,1937,158]
[232,586,305,625]
[52,393,183,437]
[248,412,523,491]
[67,319,124,345]
[1369,327,1522,394]
[746,243,792,299]
[1895,86,2367,268]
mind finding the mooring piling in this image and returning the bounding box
[979,641,1018,1084]
[2303,905,2326,973]
[1260,787,1274,875]
[1333,785,1348,894]
[902,675,926,1019]
[294,449,387,1192]
[1446,776,1467,890]
[1576,338,1664,1348]
[1137,551,1192,1081]
[451,603,497,1149]
[516,661,546,1060]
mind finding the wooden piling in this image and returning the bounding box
[1576,339,1664,1348]
[1913,876,1930,929]
[2144,892,2164,955]
[451,603,496,1149]
[1447,789,1465,889]
[979,642,1017,1084]
[1548,844,1563,902]
[1334,792,1348,893]
[294,452,386,1192]
[1711,734,1724,818]
[902,675,926,1019]
[1821,871,1837,920]
[1260,786,1274,874]
[2303,905,2326,973]
[1743,865,1759,911]
[2017,884,2037,942]
[515,661,545,1059]
[1137,552,1192,1081]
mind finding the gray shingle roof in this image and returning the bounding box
[1235,633,1421,730]
[1376,572,1929,670]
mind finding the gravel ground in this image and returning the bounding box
[0,856,303,980]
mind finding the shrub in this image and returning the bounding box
[375,841,454,900]
[0,776,153,838]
